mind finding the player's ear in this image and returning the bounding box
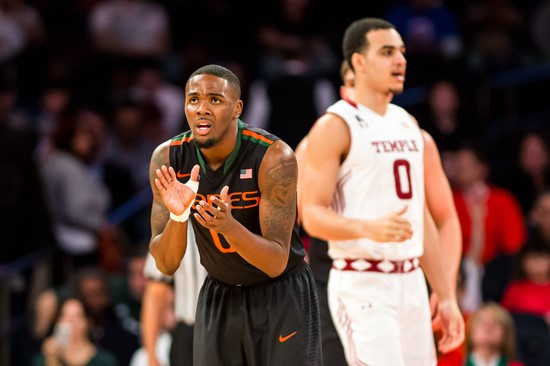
[234,100,243,119]
[351,52,365,73]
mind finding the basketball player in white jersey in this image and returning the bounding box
[142,223,207,366]
[301,18,464,365]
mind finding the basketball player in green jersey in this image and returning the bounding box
[149,64,321,365]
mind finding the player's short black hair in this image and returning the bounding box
[189,64,241,98]
[342,17,396,72]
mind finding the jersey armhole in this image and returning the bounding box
[326,112,352,167]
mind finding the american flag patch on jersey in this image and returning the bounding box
[240,168,252,179]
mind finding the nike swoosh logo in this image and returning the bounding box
[278,331,297,343]
[177,172,191,179]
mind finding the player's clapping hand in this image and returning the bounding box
[364,206,413,242]
[155,165,200,215]
[435,298,465,354]
[195,185,235,233]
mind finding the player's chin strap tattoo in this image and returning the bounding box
[170,179,200,223]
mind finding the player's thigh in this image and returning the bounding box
[328,270,407,366]
[400,270,437,366]
[193,277,244,366]
[246,264,322,366]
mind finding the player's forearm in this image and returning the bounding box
[421,210,455,302]
[222,221,289,277]
[150,220,188,275]
[302,204,367,241]
[437,217,462,287]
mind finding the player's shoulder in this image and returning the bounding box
[237,119,294,169]
[264,138,295,164]
[306,113,348,148]
[168,130,193,146]
[326,99,359,118]
[150,132,189,171]
[313,99,353,133]
[239,120,279,147]
[305,111,350,159]
[388,103,416,121]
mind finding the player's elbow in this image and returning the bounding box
[265,249,289,278]
[150,245,178,276]
[266,261,287,278]
[154,259,178,276]
[301,212,321,239]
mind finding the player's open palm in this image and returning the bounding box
[436,298,465,354]
[366,206,413,242]
[155,165,200,215]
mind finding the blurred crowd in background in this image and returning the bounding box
[0,0,549,365]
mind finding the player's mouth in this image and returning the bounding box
[391,71,405,83]
[194,120,212,136]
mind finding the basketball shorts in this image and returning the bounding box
[328,267,436,366]
[193,262,322,366]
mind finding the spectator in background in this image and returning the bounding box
[501,239,550,325]
[242,72,337,150]
[422,79,473,153]
[418,79,475,194]
[256,0,337,80]
[465,302,525,366]
[385,0,462,87]
[0,8,25,64]
[129,64,186,140]
[529,190,550,242]
[0,0,48,100]
[102,101,156,243]
[33,266,141,366]
[87,0,171,110]
[34,80,73,159]
[495,132,550,216]
[385,0,462,59]
[463,0,527,74]
[453,141,526,313]
[109,245,148,338]
[0,78,56,366]
[41,107,111,278]
[88,0,170,61]
[0,80,55,265]
[531,0,550,62]
[32,297,118,366]
[104,101,155,191]
[0,0,46,46]
[247,0,338,150]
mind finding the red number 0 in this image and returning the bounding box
[393,159,412,199]
[210,229,236,253]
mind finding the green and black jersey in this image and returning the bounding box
[169,120,305,286]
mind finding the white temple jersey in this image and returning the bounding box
[326,100,425,261]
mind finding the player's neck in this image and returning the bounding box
[355,89,391,116]
[199,124,239,171]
